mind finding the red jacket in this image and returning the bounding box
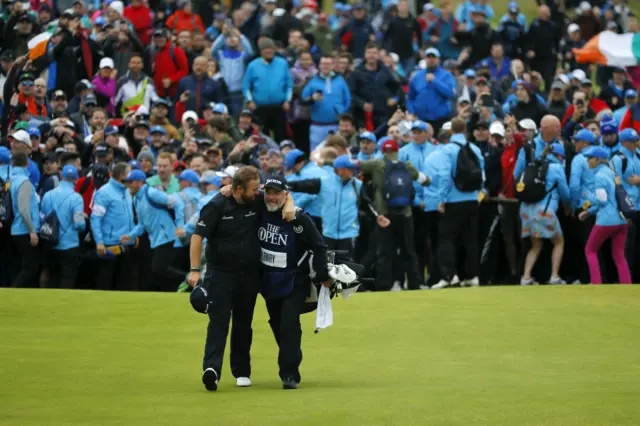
[620,104,640,134]
[152,43,189,98]
[123,4,153,46]
[561,98,610,127]
[166,10,205,34]
[500,132,525,198]
[75,176,96,216]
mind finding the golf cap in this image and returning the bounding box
[94,143,111,156]
[457,97,471,106]
[263,174,288,191]
[0,146,11,163]
[567,23,580,34]
[123,169,147,182]
[625,89,637,98]
[172,160,187,171]
[619,128,639,143]
[212,103,228,114]
[99,57,114,69]
[178,169,200,185]
[518,119,537,131]
[93,164,110,183]
[508,1,519,13]
[442,121,452,131]
[52,90,67,100]
[61,165,79,180]
[129,160,141,170]
[280,139,296,150]
[550,143,566,157]
[104,125,119,136]
[556,74,570,85]
[381,139,399,153]
[359,131,377,143]
[150,125,167,135]
[27,127,41,138]
[551,81,565,90]
[583,146,608,159]
[153,28,168,37]
[223,165,238,178]
[571,69,587,82]
[334,154,359,169]
[182,110,198,123]
[19,72,35,83]
[424,47,440,58]
[284,148,305,170]
[153,98,171,108]
[200,171,222,186]
[239,109,253,118]
[464,69,476,78]
[82,93,98,106]
[411,120,429,132]
[489,121,505,137]
[134,120,150,129]
[579,1,591,12]
[574,129,597,144]
[9,130,31,147]
[267,148,283,158]
[190,283,211,314]
[581,79,593,87]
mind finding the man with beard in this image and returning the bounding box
[187,166,294,392]
[257,174,331,390]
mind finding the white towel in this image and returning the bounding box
[315,285,333,333]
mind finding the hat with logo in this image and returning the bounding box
[190,282,211,314]
[94,143,111,157]
[93,163,110,184]
[550,142,566,157]
[200,170,222,186]
[464,69,476,78]
[508,1,519,13]
[334,154,359,169]
[0,146,11,164]
[52,90,67,100]
[104,125,119,136]
[489,121,505,137]
[381,139,399,153]
[172,160,187,171]
[518,119,537,131]
[359,131,377,143]
[212,103,228,114]
[123,169,147,182]
[411,120,429,132]
[27,126,41,138]
[178,169,200,185]
[625,89,637,98]
[182,110,198,123]
[574,129,597,144]
[150,125,167,135]
[19,72,35,83]
[82,93,98,106]
[424,47,440,58]
[619,128,640,143]
[600,120,618,135]
[62,165,79,180]
[99,57,114,69]
[280,139,296,150]
[284,148,306,170]
[264,174,288,191]
[583,146,608,159]
[153,98,171,108]
[9,129,31,147]
[134,120,150,129]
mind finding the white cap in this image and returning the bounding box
[556,74,570,85]
[224,165,239,178]
[518,118,537,131]
[99,57,114,69]
[489,121,505,137]
[10,130,31,147]
[182,110,198,123]
[273,8,286,17]
[579,1,591,12]
[418,59,427,70]
[423,3,434,11]
[388,52,399,64]
[442,121,452,131]
[108,0,124,15]
[571,69,587,82]
[567,23,580,34]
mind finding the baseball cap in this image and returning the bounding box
[581,79,593,87]
[82,93,98,106]
[94,143,111,156]
[411,120,429,132]
[600,120,618,135]
[52,90,67,100]
[27,127,41,138]
[172,160,187,171]
[359,131,377,143]
[153,98,171,108]
[284,149,306,170]
[239,109,253,118]
[518,119,537,131]
[150,125,167,135]
[424,47,440,58]
[9,130,31,147]
[134,120,150,129]
[153,28,167,37]
[551,81,565,91]
[567,23,580,34]
[579,1,591,12]
[99,57,114,69]
[178,169,200,185]
[381,139,399,153]
[182,111,198,123]
[19,72,35,83]
[129,160,141,170]
[201,170,222,186]
[0,146,11,163]
[212,103,228,114]
[75,80,92,93]
[334,154,359,169]
[582,146,608,159]
[104,125,119,136]
[61,165,79,180]
[223,165,238,178]
[574,129,597,144]
[508,1,519,13]
[476,76,489,85]
[571,69,587,82]
[264,174,287,191]
[280,140,296,150]
[190,283,210,314]
[620,128,640,143]
[123,169,147,182]
[93,164,110,184]
[489,121,505,137]
[625,89,637,98]
[267,148,283,158]
[464,69,476,78]
[550,142,566,157]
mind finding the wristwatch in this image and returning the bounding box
[190,267,201,272]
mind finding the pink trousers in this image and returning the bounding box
[585,224,631,284]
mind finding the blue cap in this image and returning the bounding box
[625,89,637,98]
[123,169,147,182]
[212,103,228,114]
[574,129,597,145]
[600,120,618,135]
[150,125,167,135]
[358,131,377,143]
[27,127,41,138]
[129,160,141,170]
[550,142,565,157]
[508,1,519,12]
[411,120,429,131]
[335,2,345,10]
[334,154,359,170]
[284,149,305,170]
[511,79,525,90]
[0,146,11,163]
[583,146,609,159]
[201,174,222,187]
[424,47,440,58]
[464,69,476,78]
[178,169,200,185]
[94,16,106,26]
[619,128,640,143]
[61,165,79,180]
[104,125,119,136]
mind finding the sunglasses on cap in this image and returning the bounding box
[21,81,34,87]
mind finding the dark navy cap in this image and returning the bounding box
[264,174,287,191]
[190,282,211,314]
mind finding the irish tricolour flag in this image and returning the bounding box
[27,31,53,61]
[574,31,640,67]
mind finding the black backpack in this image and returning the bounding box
[0,170,13,226]
[611,166,637,219]
[383,160,415,208]
[452,142,483,192]
[515,145,552,203]
[39,193,75,247]
[614,151,640,174]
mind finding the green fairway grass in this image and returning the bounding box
[1,286,639,426]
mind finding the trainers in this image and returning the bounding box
[419,284,430,290]
[520,278,536,286]
[390,282,403,292]
[451,275,460,286]
[236,377,251,387]
[202,368,219,392]
[282,377,298,390]
[431,279,450,289]
[463,277,480,287]
[549,276,566,285]
[571,279,582,285]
